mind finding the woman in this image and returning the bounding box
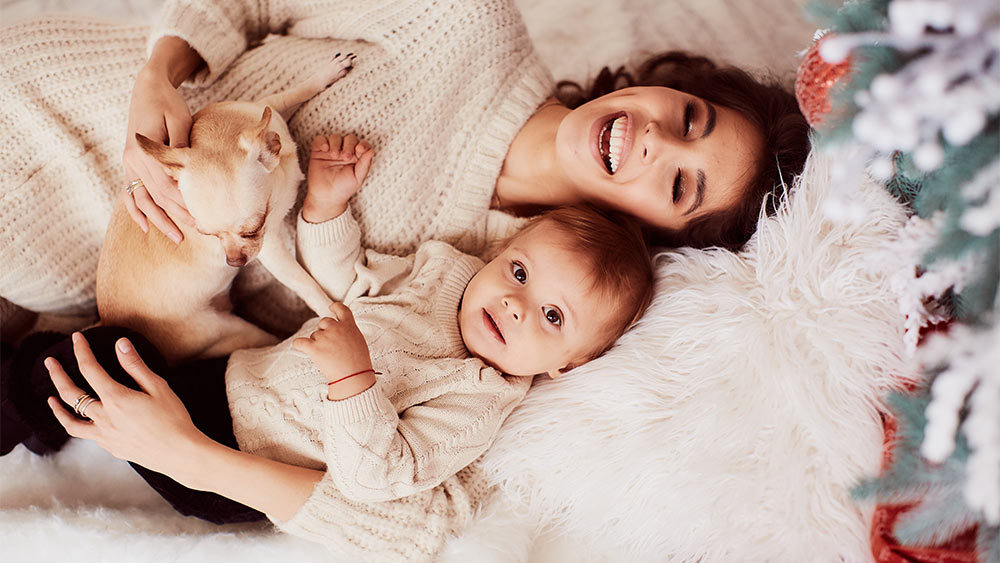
[1,0,810,558]
[0,0,808,336]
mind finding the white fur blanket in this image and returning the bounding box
[473,148,912,562]
[2,1,909,562]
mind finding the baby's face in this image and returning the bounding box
[458,221,615,377]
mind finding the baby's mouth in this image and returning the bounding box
[598,112,628,174]
[483,309,505,344]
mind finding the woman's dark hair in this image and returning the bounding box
[556,52,811,251]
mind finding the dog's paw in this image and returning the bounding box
[311,52,356,89]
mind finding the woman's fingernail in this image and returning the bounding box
[71,332,81,343]
[43,357,54,369]
[117,339,132,354]
[169,232,182,244]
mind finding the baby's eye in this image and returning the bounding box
[543,306,562,326]
[511,261,527,284]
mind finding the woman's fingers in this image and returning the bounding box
[164,111,191,151]
[120,173,149,233]
[69,332,120,399]
[157,185,195,228]
[45,355,87,407]
[114,338,166,395]
[47,397,95,439]
[44,354,104,422]
[132,181,183,244]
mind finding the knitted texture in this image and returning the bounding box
[225,210,531,560]
[0,0,554,331]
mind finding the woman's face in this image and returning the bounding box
[555,86,763,231]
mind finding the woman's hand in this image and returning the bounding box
[46,332,325,519]
[292,302,377,399]
[122,69,195,243]
[45,333,207,486]
[302,133,375,223]
[122,37,204,243]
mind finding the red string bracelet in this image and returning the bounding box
[328,368,379,386]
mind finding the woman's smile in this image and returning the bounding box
[592,111,633,174]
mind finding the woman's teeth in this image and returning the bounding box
[600,115,627,174]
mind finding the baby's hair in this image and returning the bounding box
[520,205,655,359]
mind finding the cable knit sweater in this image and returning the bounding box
[0,0,553,333]
[224,208,531,560]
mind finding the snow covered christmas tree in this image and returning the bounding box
[804,0,999,559]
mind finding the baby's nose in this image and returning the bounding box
[502,297,521,321]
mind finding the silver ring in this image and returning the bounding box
[125,179,143,195]
[77,396,99,419]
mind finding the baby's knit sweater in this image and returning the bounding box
[225,208,532,561]
[0,0,553,332]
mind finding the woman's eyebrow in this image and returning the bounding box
[684,170,706,216]
[700,101,717,139]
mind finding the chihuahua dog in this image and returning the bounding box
[96,53,357,362]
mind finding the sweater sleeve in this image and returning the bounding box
[296,208,414,304]
[150,0,507,86]
[309,363,529,503]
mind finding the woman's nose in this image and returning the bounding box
[502,297,522,321]
[640,121,681,163]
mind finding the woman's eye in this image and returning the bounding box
[543,306,562,326]
[672,169,684,203]
[683,100,695,137]
[511,261,527,283]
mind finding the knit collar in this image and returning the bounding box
[443,53,555,256]
[432,252,486,358]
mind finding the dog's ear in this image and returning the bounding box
[239,106,282,172]
[135,133,188,179]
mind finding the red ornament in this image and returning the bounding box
[795,34,852,128]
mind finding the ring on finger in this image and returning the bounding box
[72,392,91,413]
[125,179,144,195]
[77,396,99,420]
[72,392,97,417]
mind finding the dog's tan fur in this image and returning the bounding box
[97,54,354,362]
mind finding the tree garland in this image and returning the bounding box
[801,0,999,558]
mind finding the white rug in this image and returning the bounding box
[2,2,902,562]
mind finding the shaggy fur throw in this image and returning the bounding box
[472,147,913,562]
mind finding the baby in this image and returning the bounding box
[2,134,654,561]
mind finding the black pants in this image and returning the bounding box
[2,326,265,524]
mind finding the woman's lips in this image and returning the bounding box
[483,309,505,344]
[590,111,632,175]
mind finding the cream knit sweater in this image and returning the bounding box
[0,0,553,332]
[224,208,531,561]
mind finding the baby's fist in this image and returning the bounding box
[292,302,373,384]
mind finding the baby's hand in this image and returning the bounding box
[292,302,374,387]
[302,133,374,223]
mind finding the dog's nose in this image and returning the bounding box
[227,256,247,267]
